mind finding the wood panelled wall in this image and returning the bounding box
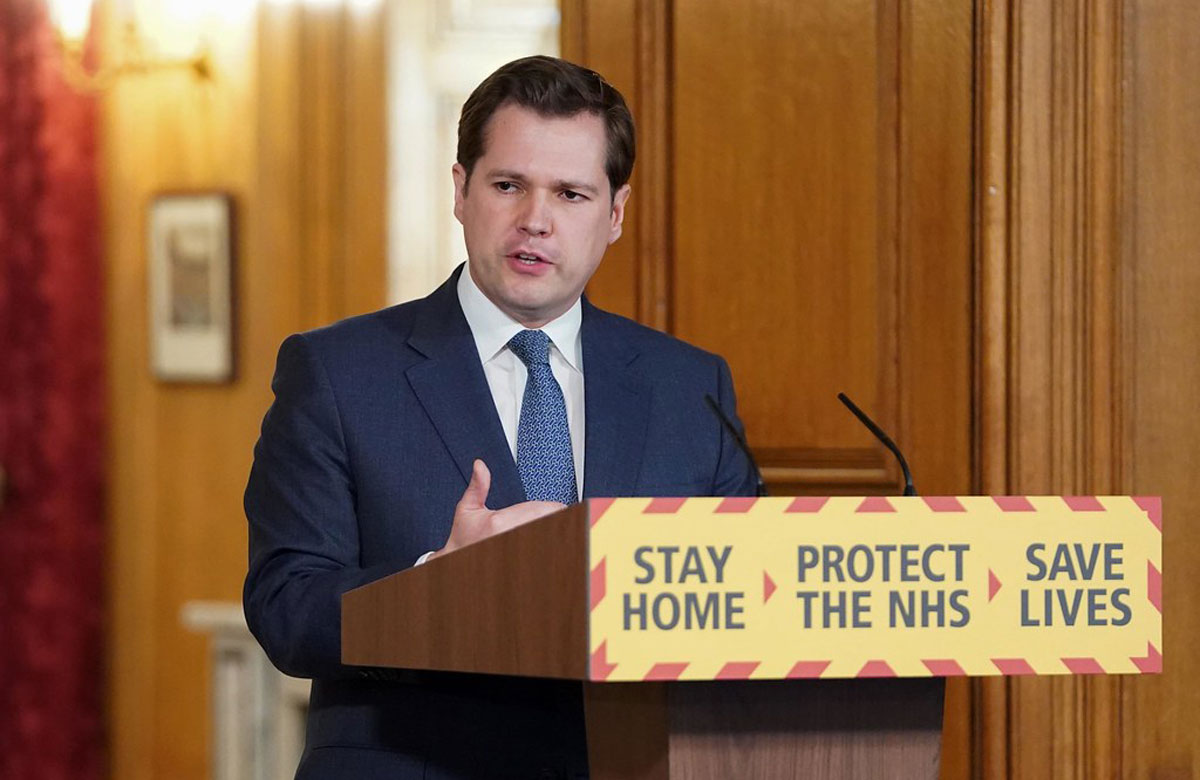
[99,0,1197,777]
[1122,2,1200,773]
[974,0,1129,775]
[568,0,1199,778]
[977,0,1200,777]
[101,4,386,778]
[565,0,974,499]
[566,4,974,772]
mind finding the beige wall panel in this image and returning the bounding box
[103,22,261,774]
[103,4,386,778]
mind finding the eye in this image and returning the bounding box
[561,189,587,202]
[494,181,520,193]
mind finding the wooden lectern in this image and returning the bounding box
[343,501,944,779]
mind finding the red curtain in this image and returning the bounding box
[0,0,105,777]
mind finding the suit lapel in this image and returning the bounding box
[405,269,526,510]
[581,301,650,498]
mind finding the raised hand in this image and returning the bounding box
[428,459,567,561]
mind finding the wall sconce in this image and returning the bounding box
[45,0,212,91]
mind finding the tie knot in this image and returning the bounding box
[508,329,551,367]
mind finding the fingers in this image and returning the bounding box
[438,461,493,561]
[457,459,491,511]
[441,482,563,562]
[524,500,568,515]
[490,500,568,533]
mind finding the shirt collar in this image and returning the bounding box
[457,263,583,372]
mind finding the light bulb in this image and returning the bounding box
[46,0,93,45]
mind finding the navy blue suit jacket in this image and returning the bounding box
[244,266,756,778]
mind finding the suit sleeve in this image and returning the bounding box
[243,333,398,679]
[711,356,760,497]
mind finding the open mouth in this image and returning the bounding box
[508,250,552,271]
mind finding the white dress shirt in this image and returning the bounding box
[457,264,586,497]
[417,264,590,561]
[416,266,586,565]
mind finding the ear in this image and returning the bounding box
[607,183,632,244]
[452,163,468,225]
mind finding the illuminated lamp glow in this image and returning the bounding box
[46,0,93,45]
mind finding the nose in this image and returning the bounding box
[518,191,552,238]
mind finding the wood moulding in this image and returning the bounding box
[973,0,1128,777]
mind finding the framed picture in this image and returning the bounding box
[148,193,235,383]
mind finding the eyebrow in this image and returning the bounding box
[486,169,601,198]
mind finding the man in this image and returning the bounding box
[244,56,756,779]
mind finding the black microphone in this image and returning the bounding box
[704,395,768,497]
[837,392,916,496]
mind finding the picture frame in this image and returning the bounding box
[148,192,235,383]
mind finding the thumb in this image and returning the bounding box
[458,459,491,511]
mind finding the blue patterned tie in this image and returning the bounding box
[508,329,577,504]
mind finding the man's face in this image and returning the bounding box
[453,103,631,328]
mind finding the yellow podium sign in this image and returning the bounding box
[586,496,1162,682]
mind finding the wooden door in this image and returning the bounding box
[564,0,975,775]
[564,0,973,499]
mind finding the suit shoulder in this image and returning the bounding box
[281,299,424,359]
[587,305,726,368]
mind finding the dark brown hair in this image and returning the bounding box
[457,55,635,201]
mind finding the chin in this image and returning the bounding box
[509,296,564,325]
[511,300,555,322]
[502,285,554,310]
